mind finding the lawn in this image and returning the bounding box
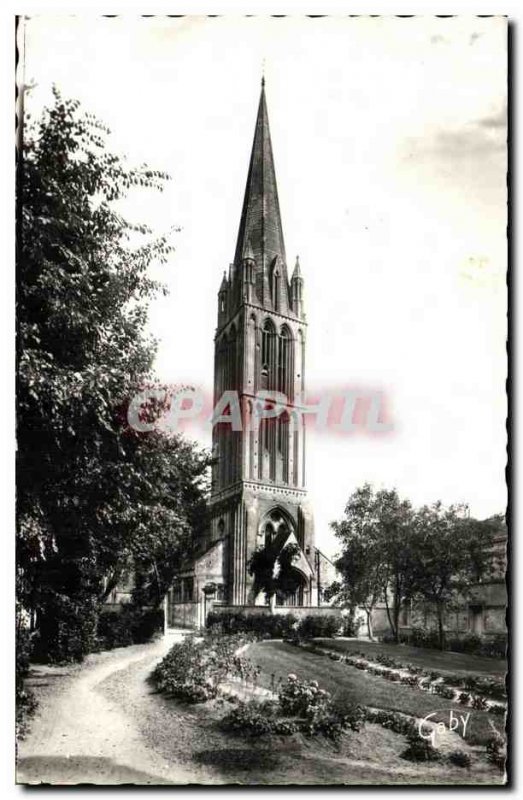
[248,641,503,746]
[315,639,507,679]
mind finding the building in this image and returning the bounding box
[167,80,335,628]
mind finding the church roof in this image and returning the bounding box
[234,80,286,269]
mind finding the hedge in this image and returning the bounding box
[380,628,506,659]
[206,610,354,640]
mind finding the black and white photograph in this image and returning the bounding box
[14,13,508,787]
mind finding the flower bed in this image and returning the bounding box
[220,673,366,743]
[291,641,506,717]
[151,633,259,703]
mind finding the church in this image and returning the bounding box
[166,80,336,628]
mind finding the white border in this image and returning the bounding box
[2,4,517,799]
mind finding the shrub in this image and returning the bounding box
[448,750,472,768]
[455,634,483,654]
[434,683,456,700]
[376,654,398,669]
[475,678,506,702]
[480,634,506,660]
[380,631,396,644]
[382,670,400,682]
[449,633,506,659]
[401,734,441,763]
[297,615,341,639]
[32,593,98,663]
[207,610,298,639]
[131,608,164,643]
[464,675,480,692]
[488,703,506,717]
[364,708,418,738]
[278,675,332,721]
[410,628,441,650]
[458,692,471,705]
[471,695,488,710]
[220,700,289,736]
[16,626,37,740]
[400,675,420,688]
[221,675,365,743]
[152,633,254,704]
[341,614,360,637]
[97,606,164,649]
[97,609,134,649]
[486,734,506,772]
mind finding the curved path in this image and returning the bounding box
[17,633,504,786]
[17,632,213,785]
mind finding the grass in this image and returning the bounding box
[248,641,503,746]
[315,639,507,679]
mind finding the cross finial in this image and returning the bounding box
[261,58,265,87]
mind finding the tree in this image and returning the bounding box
[329,484,417,642]
[248,542,303,612]
[328,485,389,640]
[17,89,209,660]
[409,504,497,649]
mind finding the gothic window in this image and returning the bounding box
[261,318,275,389]
[278,325,292,396]
[264,523,275,548]
[272,268,281,312]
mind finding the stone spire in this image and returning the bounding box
[234,79,286,270]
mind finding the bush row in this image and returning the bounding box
[151,633,257,703]
[297,641,506,714]
[96,607,164,650]
[207,610,356,639]
[220,673,366,743]
[381,629,506,660]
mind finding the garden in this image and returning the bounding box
[149,620,506,784]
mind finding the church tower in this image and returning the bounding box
[209,79,316,606]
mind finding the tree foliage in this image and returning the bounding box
[329,484,416,641]
[328,484,499,648]
[248,542,303,609]
[17,89,210,660]
[409,505,497,648]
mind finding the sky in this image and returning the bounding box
[22,15,507,555]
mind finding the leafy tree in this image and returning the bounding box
[17,89,209,660]
[328,485,389,640]
[409,504,497,649]
[329,484,416,642]
[248,542,303,611]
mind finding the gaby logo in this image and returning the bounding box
[418,710,471,746]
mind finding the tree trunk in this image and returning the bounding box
[366,608,374,641]
[436,603,446,650]
[384,589,396,638]
[269,593,276,614]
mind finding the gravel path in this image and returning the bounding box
[16,631,210,785]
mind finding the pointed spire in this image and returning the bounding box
[292,255,302,280]
[234,80,286,269]
[219,270,228,291]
